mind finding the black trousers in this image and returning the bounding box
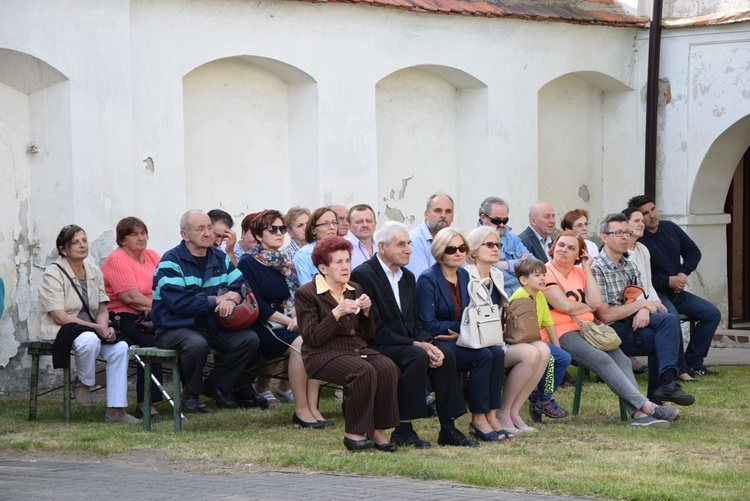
[155,326,259,397]
[111,312,163,404]
[375,344,467,422]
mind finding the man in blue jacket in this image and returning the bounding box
[152,210,260,412]
[628,196,720,377]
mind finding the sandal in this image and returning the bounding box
[529,400,543,423]
[468,422,500,442]
[534,399,569,419]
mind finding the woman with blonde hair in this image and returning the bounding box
[417,227,509,443]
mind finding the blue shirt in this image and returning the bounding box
[293,242,317,285]
[405,221,435,278]
[346,233,374,270]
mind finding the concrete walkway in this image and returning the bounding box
[0,450,594,501]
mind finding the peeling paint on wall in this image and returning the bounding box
[577,184,590,203]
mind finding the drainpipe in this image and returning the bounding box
[644,0,664,199]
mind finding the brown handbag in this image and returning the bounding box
[503,297,541,344]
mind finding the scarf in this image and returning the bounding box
[248,245,300,315]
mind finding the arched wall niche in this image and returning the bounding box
[0,48,71,367]
[182,56,318,221]
[375,65,488,231]
[538,71,634,229]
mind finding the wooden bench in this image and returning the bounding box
[128,347,182,433]
[23,341,75,422]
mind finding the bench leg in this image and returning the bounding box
[572,364,584,416]
[64,367,71,424]
[173,362,181,433]
[143,360,152,432]
[29,353,40,421]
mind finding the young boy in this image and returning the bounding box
[509,258,571,422]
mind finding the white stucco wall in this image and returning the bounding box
[633,22,750,321]
[1,0,747,389]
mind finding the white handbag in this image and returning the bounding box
[457,279,504,349]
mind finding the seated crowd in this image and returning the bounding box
[31,193,718,448]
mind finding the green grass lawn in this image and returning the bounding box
[1,367,749,500]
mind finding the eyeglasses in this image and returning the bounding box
[573,222,589,229]
[314,221,340,228]
[265,225,287,234]
[444,244,468,255]
[604,230,634,238]
[481,242,503,250]
[483,214,509,226]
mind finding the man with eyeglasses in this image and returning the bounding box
[628,195,720,377]
[330,205,351,237]
[477,197,530,297]
[346,204,377,269]
[406,193,454,278]
[519,202,557,262]
[591,213,695,407]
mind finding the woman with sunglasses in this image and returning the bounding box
[238,209,328,428]
[293,207,340,285]
[416,227,507,443]
[465,226,552,433]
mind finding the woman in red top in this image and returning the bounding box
[101,217,163,421]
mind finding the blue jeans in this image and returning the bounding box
[537,344,572,399]
[435,340,504,414]
[658,290,720,371]
[611,312,680,397]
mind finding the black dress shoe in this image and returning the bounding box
[236,395,270,409]
[343,436,374,451]
[438,427,479,447]
[374,442,397,452]
[391,429,431,449]
[317,419,335,427]
[292,412,325,429]
[182,397,214,413]
[203,382,237,408]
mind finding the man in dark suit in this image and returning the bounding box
[350,221,477,448]
[519,201,557,262]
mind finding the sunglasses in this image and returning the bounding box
[481,241,503,250]
[483,214,509,226]
[265,225,287,234]
[444,244,468,255]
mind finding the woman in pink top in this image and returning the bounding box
[101,217,163,421]
[542,231,677,427]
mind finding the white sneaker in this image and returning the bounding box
[334,389,344,401]
[259,390,279,405]
[275,387,295,403]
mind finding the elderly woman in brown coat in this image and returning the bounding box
[295,237,400,452]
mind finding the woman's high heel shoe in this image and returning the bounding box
[292,412,325,429]
[468,422,500,442]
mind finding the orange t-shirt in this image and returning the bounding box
[101,247,160,315]
[544,264,594,337]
